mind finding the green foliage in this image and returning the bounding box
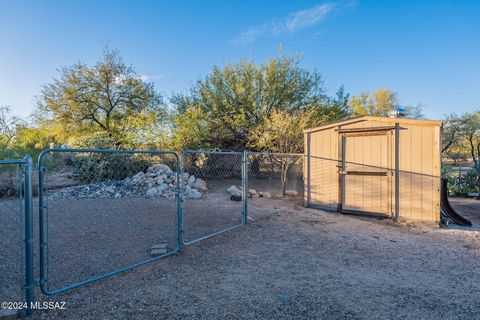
[444,166,480,196]
[73,131,120,149]
[169,105,210,150]
[442,114,465,155]
[0,105,25,150]
[350,88,423,118]
[250,109,309,154]
[171,55,350,151]
[442,111,480,167]
[72,153,150,183]
[0,107,55,161]
[36,49,165,148]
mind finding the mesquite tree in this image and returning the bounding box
[37,50,164,148]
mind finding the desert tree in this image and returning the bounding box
[37,50,165,148]
[457,111,480,169]
[442,114,464,156]
[250,109,311,195]
[0,106,25,148]
[171,55,350,151]
[350,88,423,119]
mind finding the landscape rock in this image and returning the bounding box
[192,178,207,192]
[151,243,169,250]
[248,189,258,196]
[146,188,158,197]
[230,194,242,201]
[188,175,196,186]
[227,185,242,197]
[259,192,272,198]
[150,248,168,257]
[51,163,207,200]
[285,190,299,197]
[184,185,202,199]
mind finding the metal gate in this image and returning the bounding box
[37,149,182,295]
[0,156,34,317]
[1,148,305,317]
[180,150,247,245]
[339,125,400,219]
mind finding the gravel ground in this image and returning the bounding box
[1,193,479,319]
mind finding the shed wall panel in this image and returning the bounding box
[305,117,441,223]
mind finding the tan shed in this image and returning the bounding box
[304,116,443,223]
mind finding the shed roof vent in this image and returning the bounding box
[388,107,405,118]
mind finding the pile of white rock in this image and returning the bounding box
[226,185,273,200]
[128,164,207,199]
[51,164,207,200]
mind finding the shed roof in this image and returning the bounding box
[304,116,443,134]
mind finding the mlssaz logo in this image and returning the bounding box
[31,301,67,310]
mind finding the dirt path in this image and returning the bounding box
[24,201,479,320]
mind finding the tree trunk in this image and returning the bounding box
[281,161,291,196]
[251,157,261,175]
[468,135,478,169]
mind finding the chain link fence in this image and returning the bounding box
[38,149,180,294]
[0,161,26,310]
[247,152,304,221]
[0,148,305,311]
[181,151,245,244]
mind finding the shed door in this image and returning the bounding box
[340,131,393,216]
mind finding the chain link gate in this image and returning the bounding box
[1,148,304,317]
[0,156,34,317]
[180,150,248,245]
[37,149,182,295]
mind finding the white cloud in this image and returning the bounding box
[138,74,164,82]
[286,3,335,33]
[230,3,335,45]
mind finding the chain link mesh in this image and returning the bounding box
[182,151,243,243]
[0,163,25,304]
[38,150,179,292]
[1,149,307,301]
[306,155,340,210]
[247,153,304,221]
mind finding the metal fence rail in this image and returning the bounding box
[37,148,181,295]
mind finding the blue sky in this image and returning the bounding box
[0,0,479,119]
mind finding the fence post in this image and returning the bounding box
[394,124,400,222]
[242,151,248,225]
[23,154,34,317]
[177,151,185,250]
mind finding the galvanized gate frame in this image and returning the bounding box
[0,156,35,317]
[179,150,248,246]
[37,148,183,296]
[2,148,255,317]
[36,148,250,296]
